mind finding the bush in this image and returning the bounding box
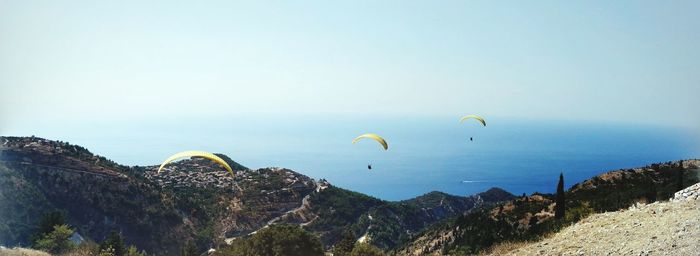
[99,231,126,256]
[61,240,100,256]
[349,243,385,256]
[219,225,324,256]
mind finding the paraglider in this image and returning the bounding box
[352,133,388,150]
[158,151,234,176]
[353,133,387,171]
[460,115,486,142]
[460,115,486,126]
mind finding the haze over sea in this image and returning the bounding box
[5,115,699,201]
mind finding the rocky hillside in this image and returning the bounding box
[0,136,505,254]
[278,186,514,250]
[397,159,700,255]
[0,136,315,254]
[491,182,700,255]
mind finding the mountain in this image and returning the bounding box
[0,136,315,255]
[0,136,508,254]
[282,186,514,250]
[397,159,700,255]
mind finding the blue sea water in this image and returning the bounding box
[5,116,699,201]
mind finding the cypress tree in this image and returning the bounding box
[676,168,684,192]
[555,172,565,219]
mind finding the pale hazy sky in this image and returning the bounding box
[1,1,699,131]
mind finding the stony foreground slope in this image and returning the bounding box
[493,183,700,256]
[397,160,699,255]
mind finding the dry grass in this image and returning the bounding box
[488,197,700,255]
[0,247,51,256]
[480,241,531,255]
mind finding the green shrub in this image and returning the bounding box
[219,225,324,256]
[34,224,75,254]
[349,243,385,256]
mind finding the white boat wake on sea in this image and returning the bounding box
[461,180,487,183]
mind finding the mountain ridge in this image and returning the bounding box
[3,136,697,255]
[0,136,507,254]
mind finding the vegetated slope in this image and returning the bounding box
[0,137,187,254]
[398,160,700,255]
[234,178,514,251]
[0,136,508,254]
[492,182,700,255]
[0,136,315,254]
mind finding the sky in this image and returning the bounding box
[1,1,699,132]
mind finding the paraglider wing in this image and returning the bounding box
[460,115,486,126]
[158,150,234,176]
[352,133,388,150]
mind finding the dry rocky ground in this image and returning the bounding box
[0,247,50,256]
[490,183,700,255]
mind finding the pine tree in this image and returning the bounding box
[33,224,75,254]
[31,211,67,244]
[555,172,565,219]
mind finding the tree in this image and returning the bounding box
[31,211,67,244]
[349,243,385,256]
[181,241,199,256]
[646,180,657,203]
[99,247,116,256]
[125,245,147,256]
[220,225,323,256]
[34,224,75,254]
[332,229,356,256]
[528,215,539,235]
[100,231,126,256]
[555,172,565,219]
[677,168,684,192]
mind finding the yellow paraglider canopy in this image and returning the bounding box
[460,115,486,126]
[158,151,234,176]
[352,133,388,150]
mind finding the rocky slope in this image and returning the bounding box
[492,183,700,255]
[283,186,514,250]
[397,160,700,255]
[0,137,315,254]
[0,136,503,254]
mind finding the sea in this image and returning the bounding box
[4,115,699,201]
